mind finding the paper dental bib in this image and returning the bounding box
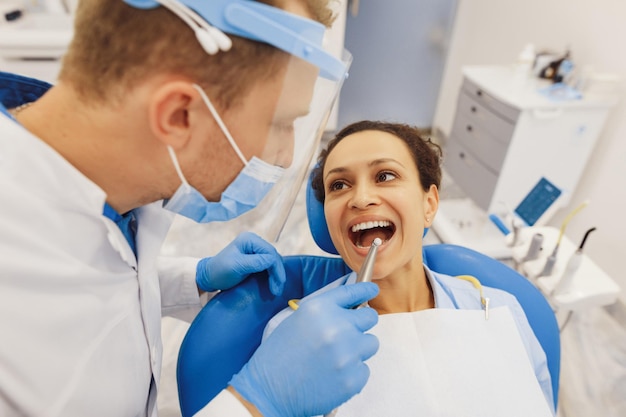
[336,307,553,417]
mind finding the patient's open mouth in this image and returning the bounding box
[349,220,395,248]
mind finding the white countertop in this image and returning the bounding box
[0,12,73,59]
[463,65,619,110]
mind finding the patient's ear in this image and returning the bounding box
[423,184,439,227]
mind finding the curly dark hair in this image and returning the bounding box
[311,120,442,202]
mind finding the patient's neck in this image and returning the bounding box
[369,263,434,315]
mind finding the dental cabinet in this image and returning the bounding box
[434,66,617,258]
[0,11,73,83]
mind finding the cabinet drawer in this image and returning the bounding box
[443,140,498,211]
[461,77,520,123]
[450,107,510,173]
[456,91,516,145]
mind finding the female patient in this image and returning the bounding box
[265,120,554,416]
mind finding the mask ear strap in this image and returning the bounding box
[192,84,248,166]
[167,146,190,186]
[153,0,232,54]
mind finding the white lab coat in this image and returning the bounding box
[0,113,208,416]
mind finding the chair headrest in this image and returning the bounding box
[306,170,339,255]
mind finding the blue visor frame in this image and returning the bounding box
[124,0,347,81]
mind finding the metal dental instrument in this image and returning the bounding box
[287,238,382,313]
[324,237,382,417]
[354,237,381,307]
[357,237,382,283]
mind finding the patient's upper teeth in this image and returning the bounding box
[351,220,390,232]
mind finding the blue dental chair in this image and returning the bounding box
[176,177,561,416]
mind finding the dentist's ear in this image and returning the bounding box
[148,81,200,149]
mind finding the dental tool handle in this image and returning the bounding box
[325,239,381,417]
[552,250,583,295]
[552,227,596,295]
[540,253,557,277]
[511,217,523,247]
[522,233,543,262]
[552,227,595,295]
[356,238,381,284]
[354,237,381,310]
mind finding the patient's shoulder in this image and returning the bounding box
[430,268,521,311]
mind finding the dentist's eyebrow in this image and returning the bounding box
[325,158,405,180]
[275,108,310,123]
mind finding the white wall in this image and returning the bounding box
[433,0,626,301]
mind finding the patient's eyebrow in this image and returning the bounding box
[325,158,405,180]
[325,166,348,179]
[368,158,405,169]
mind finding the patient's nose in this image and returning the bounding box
[349,183,379,209]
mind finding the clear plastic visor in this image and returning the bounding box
[162,50,352,256]
[218,51,346,170]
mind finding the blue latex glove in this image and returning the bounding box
[196,232,286,295]
[229,282,380,417]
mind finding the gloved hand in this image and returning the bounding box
[229,282,380,417]
[196,232,286,295]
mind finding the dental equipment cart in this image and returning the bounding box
[511,226,621,326]
[433,65,618,259]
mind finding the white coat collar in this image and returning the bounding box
[0,114,107,216]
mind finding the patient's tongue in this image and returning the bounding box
[360,229,387,247]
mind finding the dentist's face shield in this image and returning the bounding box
[163,52,340,224]
[125,0,353,252]
[124,0,347,80]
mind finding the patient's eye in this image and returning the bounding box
[376,171,397,183]
[328,180,348,192]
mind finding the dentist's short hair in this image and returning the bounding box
[59,0,334,109]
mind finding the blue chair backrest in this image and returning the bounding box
[176,174,560,415]
[176,255,351,416]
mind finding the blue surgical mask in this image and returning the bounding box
[163,85,285,223]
